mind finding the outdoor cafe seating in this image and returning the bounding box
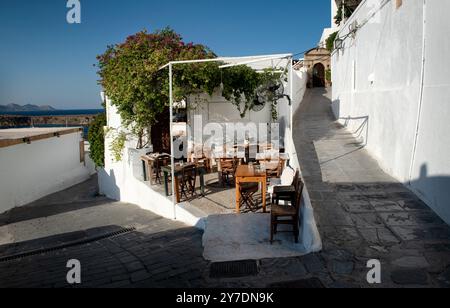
[178,164,198,200]
[140,152,171,185]
[140,142,307,245]
[141,141,300,222]
[219,157,239,187]
[270,170,303,243]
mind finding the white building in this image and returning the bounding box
[319,0,362,48]
[99,54,310,225]
[0,127,94,213]
[331,0,450,224]
[98,54,323,255]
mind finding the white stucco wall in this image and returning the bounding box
[332,0,450,224]
[188,90,272,125]
[187,90,288,150]
[331,0,339,27]
[0,131,91,213]
[99,132,178,220]
[99,97,205,227]
[283,68,308,164]
[320,27,338,48]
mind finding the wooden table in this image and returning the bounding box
[235,165,267,214]
[161,164,206,203]
[141,153,170,185]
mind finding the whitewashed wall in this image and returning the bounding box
[99,97,205,227]
[289,67,322,252]
[332,0,450,224]
[188,90,272,125]
[99,131,178,220]
[187,90,276,151]
[188,57,294,149]
[287,68,308,169]
[0,132,91,213]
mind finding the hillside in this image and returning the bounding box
[0,104,56,112]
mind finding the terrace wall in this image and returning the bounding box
[0,130,91,213]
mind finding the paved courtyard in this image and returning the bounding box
[0,88,449,288]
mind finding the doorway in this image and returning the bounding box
[313,63,325,87]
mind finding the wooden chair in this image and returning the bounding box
[189,145,212,173]
[193,155,211,173]
[153,155,170,185]
[178,165,197,201]
[270,173,304,244]
[271,169,300,204]
[261,159,284,179]
[239,182,260,212]
[219,158,237,187]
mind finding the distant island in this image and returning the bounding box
[0,104,56,112]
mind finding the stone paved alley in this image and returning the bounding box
[0,88,449,288]
[294,88,450,287]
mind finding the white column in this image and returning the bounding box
[169,63,177,219]
[289,57,294,155]
[331,0,339,27]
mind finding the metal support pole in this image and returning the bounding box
[169,63,177,219]
[289,57,294,154]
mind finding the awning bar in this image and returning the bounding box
[158,54,293,71]
[218,55,291,69]
[159,58,225,71]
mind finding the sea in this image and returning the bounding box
[0,109,105,138]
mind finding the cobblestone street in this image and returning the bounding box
[0,88,449,288]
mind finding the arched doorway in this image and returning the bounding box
[313,63,325,87]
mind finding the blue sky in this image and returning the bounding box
[0,0,331,109]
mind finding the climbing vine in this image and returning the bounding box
[326,31,339,52]
[221,66,286,121]
[109,130,127,163]
[87,113,106,168]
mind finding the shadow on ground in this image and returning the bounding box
[0,175,112,226]
[292,88,450,287]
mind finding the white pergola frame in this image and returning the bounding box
[159,54,294,219]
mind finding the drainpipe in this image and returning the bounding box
[408,0,427,185]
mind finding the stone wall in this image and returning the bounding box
[0,114,98,127]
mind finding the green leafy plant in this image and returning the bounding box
[271,100,278,121]
[326,31,339,52]
[87,113,106,168]
[326,69,332,82]
[109,131,127,162]
[221,65,261,118]
[97,28,219,152]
